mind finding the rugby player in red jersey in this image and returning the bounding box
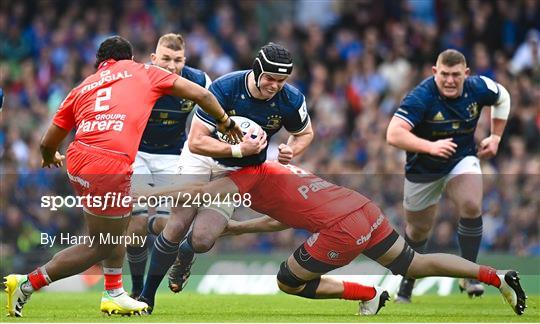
[4,36,242,318]
[147,161,527,316]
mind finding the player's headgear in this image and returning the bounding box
[252,42,293,88]
[95,36,133,69]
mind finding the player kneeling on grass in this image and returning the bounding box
[143,161,527,316]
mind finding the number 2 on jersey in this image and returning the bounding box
[94,87,112,112]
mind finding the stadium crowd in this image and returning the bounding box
[1,0,539,276]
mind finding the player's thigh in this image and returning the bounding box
[445,158,483,215]
[191,208,229,240]
[84,211,131,255]
[365,232,417,277]
[403,177,445,212]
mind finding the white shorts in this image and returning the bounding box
[132,151,191,216]
[177,141,239,219]
[403,156,482,212]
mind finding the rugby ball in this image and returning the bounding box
[217,116,263,142]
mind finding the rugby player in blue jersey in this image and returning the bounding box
[125,33,213,298]
[386,49,511,303]
[139,43,314,313]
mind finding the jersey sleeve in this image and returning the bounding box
[282,93,310,134]
[229,164,267,194]
[194,81,226,128]
[394,90,428,128]
[145,64,180,95]
[478,75,500,106]
[53,89,77,131]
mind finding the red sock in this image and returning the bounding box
[103,269,123,290]
[27,268,49,291]
[342,281,376,301]
[478,265,501,288]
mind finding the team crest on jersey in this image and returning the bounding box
[180,99,195,113]
[467,102,479,118]
[266,115,282,130]
[452,122,460,129]
[327,250,340,260]
[433,111,445,121]
[306,233,319,247]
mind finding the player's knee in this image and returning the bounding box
[163,214,192,240]
[126,216,148,242]
[459,199,481,218]
[190,233,216,253]
[277,279,302,295]
[276,261,320,298]
[386,244,416,276]
[408,222,432,237]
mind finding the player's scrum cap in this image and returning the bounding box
[253,42,293,88]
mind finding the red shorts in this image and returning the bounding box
[303,202,394,266]
[66,141,133,217]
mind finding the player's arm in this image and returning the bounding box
[170,77,242,143]
[278,121,314,164]
[188,116,267,158]
[223,216,289,236]
[140,175,239,203]
[386,116,457,159]
[478,83,511,159]
[40,124,68,168]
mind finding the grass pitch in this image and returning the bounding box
[1,292,538,322]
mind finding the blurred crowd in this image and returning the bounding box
[1,0,539,275]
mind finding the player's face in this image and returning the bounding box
[433,63,470,99]
[151,46,185,74]
[258,73,288,99]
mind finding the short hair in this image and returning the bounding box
[436,49,467,67]
[157,33,185,51]
[95,36,133,68]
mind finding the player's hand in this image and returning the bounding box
[428,138,457,159]
[41,151,65,168]
[277,143,293,164]
[478,135,501,160]
[216,117,243,144]
[239,128,267,156]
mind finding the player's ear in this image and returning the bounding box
[464,67,470,77]
[150,53,157,63]
[432,65,437,75]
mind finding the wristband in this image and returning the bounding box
[218,112,229,123]
[231,144,243,158]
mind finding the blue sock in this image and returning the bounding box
[178,231,195,260]
[141,233,178,305]
[458,217,483,262]
[126,243,147,295]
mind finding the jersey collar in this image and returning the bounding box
[98,59,117,70]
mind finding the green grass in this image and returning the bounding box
[1,292,538,322]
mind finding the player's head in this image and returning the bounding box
[252,42,293,98]
[151,33,186,74]
[95,36,133,69]
[433,49,470,99]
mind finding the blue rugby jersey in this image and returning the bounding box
[394,75,500,182]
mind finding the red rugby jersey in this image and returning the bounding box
[53,59,179,161]
[229,162,371,232]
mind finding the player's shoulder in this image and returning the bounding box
[410,76,437,98]
[181,65,207,85]
[278,83,305,108]
[466,75,499,95]
[399,76,436,108]
[213,70,248,85]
